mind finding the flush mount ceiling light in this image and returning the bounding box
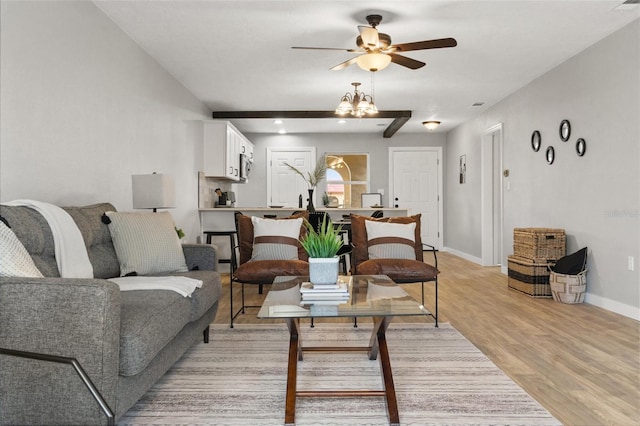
[422,120,441,131]
[335,79,378,117]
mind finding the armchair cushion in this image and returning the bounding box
[236,211,309,264]
[233,259,309,284]
[350,214,425,268]
[356,259,438,283]
[365,220,416,260]
[250,216,303,261]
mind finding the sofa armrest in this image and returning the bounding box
[0,277,121,425]
[182,243,218,271]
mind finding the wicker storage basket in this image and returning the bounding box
[513,228,566,261]
[508,276,552,297]
[507,255,553,284]
[550,270,587,304]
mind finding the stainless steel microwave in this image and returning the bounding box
[239,154,251,182]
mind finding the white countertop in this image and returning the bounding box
[199,207,401,212]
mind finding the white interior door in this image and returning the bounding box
[389,147,442,248]
[267,147,315,207]
[481,123,504,266]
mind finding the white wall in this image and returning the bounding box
[237,132,447,207]
[0,1,210,242]
[444,20,640,319]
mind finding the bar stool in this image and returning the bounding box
[204,231,237,265]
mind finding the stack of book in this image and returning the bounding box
[299,281,350,304]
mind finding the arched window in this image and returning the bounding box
[325,154,369,208]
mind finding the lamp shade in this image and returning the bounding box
[132,173,175,210]
[356,53,392,72]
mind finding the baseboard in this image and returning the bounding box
[584,293,640,321]
[441,247,483,265]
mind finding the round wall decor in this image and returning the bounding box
[559,119,571,142]
[576,138,586,156]
[531,130,541,152]
[546,146,555,164]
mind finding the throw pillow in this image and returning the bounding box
[365,220,416,260]
[250,216,303,261]
[105,211,187,276]
[0,221,44,277]
[552,247,588,275]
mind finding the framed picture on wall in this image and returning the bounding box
[459,154,467,184]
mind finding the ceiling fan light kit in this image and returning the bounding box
[356,52,392,72]
[422,120,441,131]
[292,14,457,71]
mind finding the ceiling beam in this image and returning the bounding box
[211,110,412,138]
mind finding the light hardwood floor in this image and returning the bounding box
[212,252,640,426]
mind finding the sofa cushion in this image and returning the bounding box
[164,269,222,320]
[0,221,44,277]
[118,289,192,376]
[63,203,120,279]
[0,206,59,277]
[106,211,188,276]
[234,259,309,284]
[250,216,303,261]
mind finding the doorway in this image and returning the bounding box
[481,123,504,266]
[266,147,316,207]
[389,147,443,249]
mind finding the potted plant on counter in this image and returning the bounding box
[300,214,343,285]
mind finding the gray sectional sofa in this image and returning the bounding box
[0,203,222,425]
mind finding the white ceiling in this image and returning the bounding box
[94,0,639,136]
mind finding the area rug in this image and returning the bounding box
[118,323,560,425]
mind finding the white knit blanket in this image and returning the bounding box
[108,276,203,298]
[3,200,93,278]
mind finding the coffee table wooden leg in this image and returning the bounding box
[370,317,400,425]
[285,318,301,425]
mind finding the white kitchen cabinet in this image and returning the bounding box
[203,121,253,181]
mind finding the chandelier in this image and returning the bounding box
[334,79,378,117]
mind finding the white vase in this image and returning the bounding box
[308,257,339,285]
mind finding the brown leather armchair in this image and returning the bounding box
[350,213,440,326]
[230,211,309,327]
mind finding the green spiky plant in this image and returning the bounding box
[300,214,343,258]
[285,155,328,188]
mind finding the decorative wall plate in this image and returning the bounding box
[546,146,555,164]
[559,119,571,142]
[531,130,541,152]
[576,138,586,156]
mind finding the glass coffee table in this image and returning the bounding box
[257,275,430,426]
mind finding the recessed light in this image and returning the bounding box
[273,119,283,125]
[278,129,287,134]
[337,120,346,124]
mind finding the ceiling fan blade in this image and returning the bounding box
[358,25,379,49]
[292,46,359,52]
[329,57,359,71]
[389,53,425,69]
[392,37,457,52]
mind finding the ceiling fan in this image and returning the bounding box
[292,14,457,71]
